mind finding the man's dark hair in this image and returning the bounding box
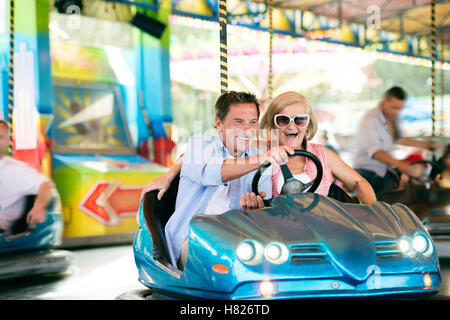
[215,91,260,122]
[384,86,407,101]
[0,120,9,129]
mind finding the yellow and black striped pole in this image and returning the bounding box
[268,0,273,101]
[219,0,228,93]
[440,39,445,137]
[7,0,14,155]
[430,0,436,138]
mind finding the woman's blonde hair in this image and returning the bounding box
[259,91,318,142]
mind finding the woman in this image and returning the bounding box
[141,91,376,208]
[240,91,375,210]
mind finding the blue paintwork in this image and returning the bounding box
[134,192,441,299]
[52,153,155,165]
[0,194,63,254]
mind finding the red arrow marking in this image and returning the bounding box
[107,185,142,217]
[80,181,144,225]
[80,182,112,224]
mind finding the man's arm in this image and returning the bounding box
[221,157,263,182]
[183,134,293,186]
[140,143,293,199]
[397,137,431,149]
[372,150,423,177]
[221,146,294,182]
[26,181,54,228]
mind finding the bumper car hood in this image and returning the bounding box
[190,193,426,282]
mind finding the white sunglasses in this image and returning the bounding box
[274,114,310,129]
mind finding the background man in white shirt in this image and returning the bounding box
[353,87,433,194]
[0,120,53,235]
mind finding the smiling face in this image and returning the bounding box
[215,103,259,156]
[276,103,309,149]
[381,96,406,121]
[259,92,317,151]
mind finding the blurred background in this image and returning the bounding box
[0,0,449,299]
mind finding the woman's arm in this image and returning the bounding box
[325,148,377,205]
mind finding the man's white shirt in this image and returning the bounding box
[0,157,49,233]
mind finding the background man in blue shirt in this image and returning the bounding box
[164,91,293,269]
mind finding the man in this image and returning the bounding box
[353,86,433,195]
[164,91,292,268]
[0,120,54,236]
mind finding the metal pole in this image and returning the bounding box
[431,0,437,138]
[268,0,273,101]
[7,0,14,155]
[440,38,445,137]
[219,0,228,93]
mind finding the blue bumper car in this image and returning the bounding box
[376,158,450,238]
[133,151,440,299]
[0,191,73,280]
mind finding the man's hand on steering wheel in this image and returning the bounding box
[408,160,441,184]
[396,160,425,178]
[250,150,324,208]
[240,191,267,210]
[239,146,293,211]
[257,146,294,167]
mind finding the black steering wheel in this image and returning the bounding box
[252,150,323,206]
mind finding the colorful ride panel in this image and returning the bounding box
[53,154,167,247]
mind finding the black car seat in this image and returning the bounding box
[10,195,37,235]
[327,183,357,203]
[142,174,180,264]
[430,156,445,180]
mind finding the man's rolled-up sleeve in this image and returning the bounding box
[180,134,225,187]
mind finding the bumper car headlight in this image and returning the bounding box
[399,233,434,258]
[399,237,417,258]
[413,234,428,253]
[415,233,434,257]
[424,239,434,257]
[259,280,274,297]
[264,242,289,265]
[236,240,264,265]
[237,242,254,261]
[399,238,411,254]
